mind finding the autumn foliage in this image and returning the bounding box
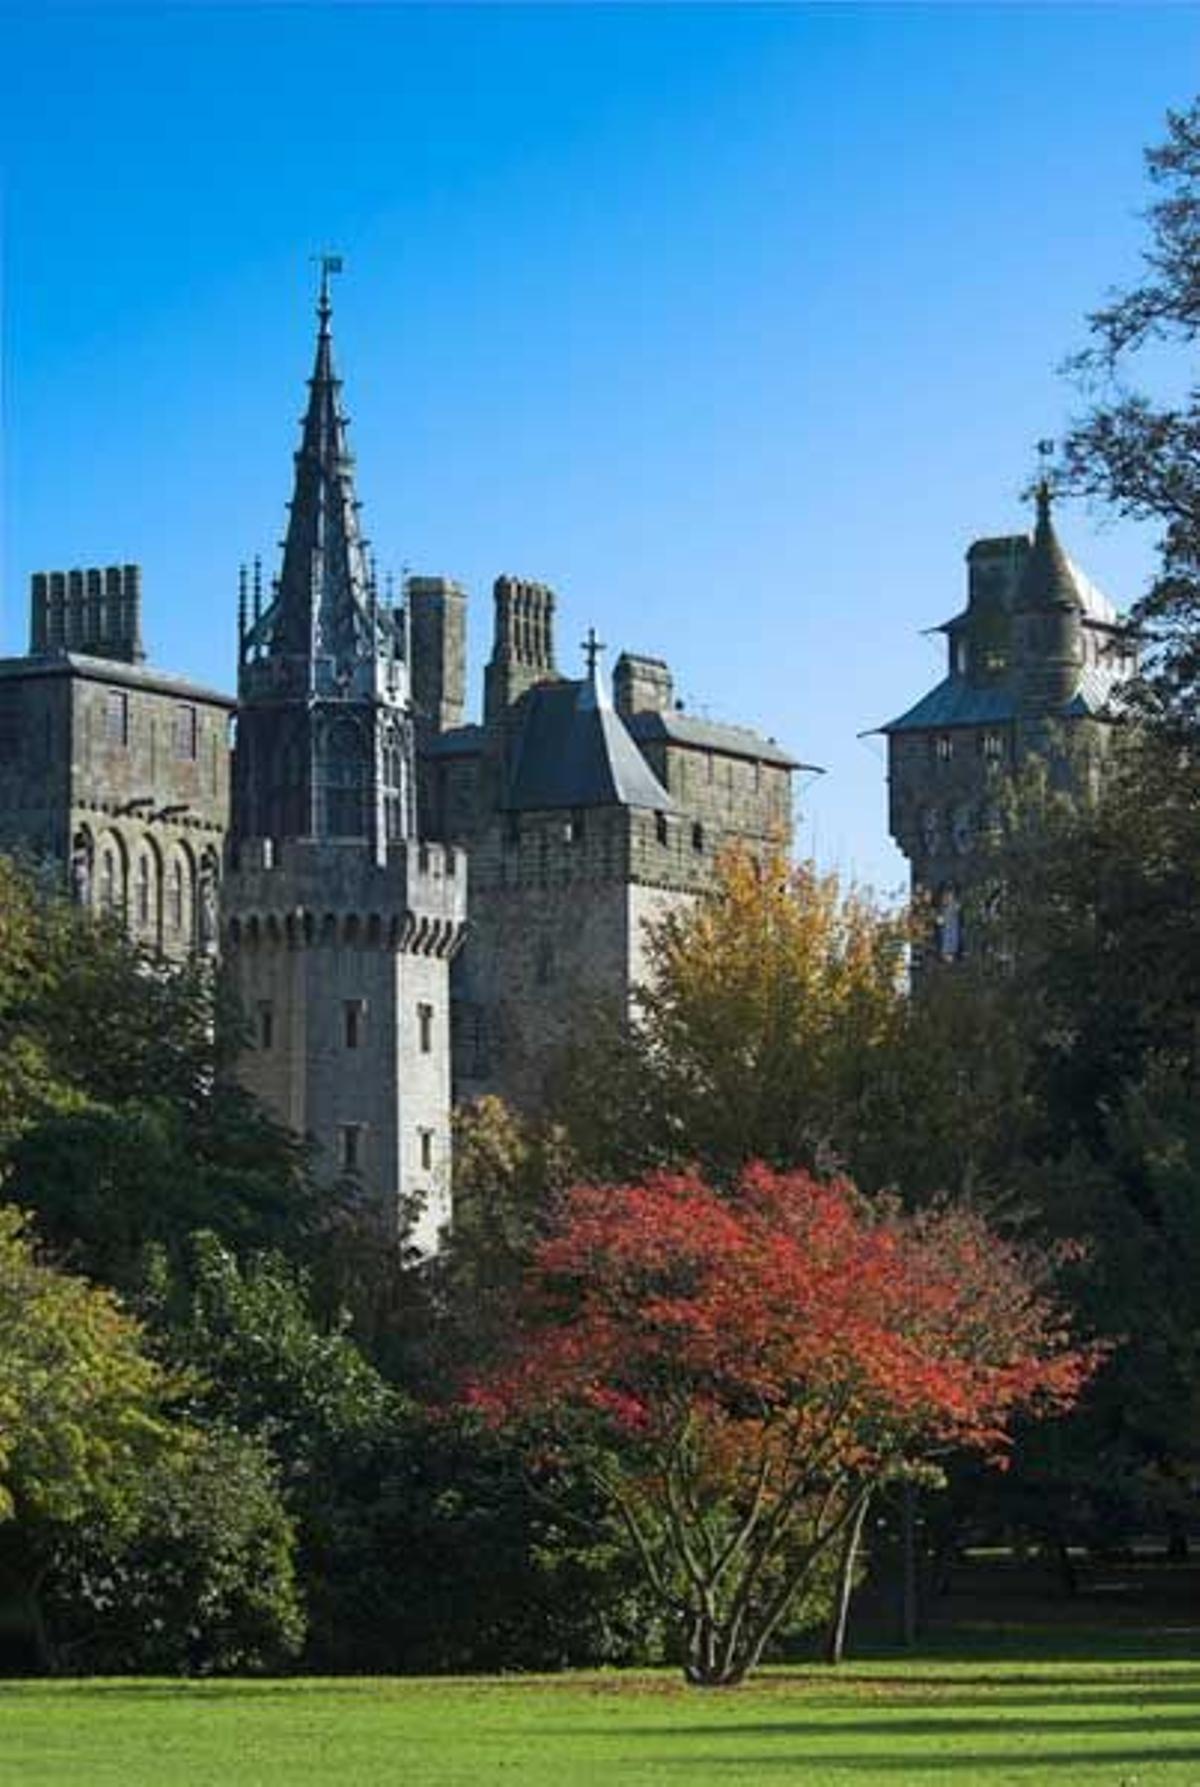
[469,1165,1102,1685]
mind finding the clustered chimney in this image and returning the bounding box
[29,565,145,665]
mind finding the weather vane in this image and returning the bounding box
[313,251,344,310]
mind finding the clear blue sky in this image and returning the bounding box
[4,3,1196,890]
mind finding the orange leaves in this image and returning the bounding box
[469,1164,1104,1474]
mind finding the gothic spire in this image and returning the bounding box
[266,260,376,685]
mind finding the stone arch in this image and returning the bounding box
[70,824,95,908]
[197,845,221,953]
[319,714,370,839]
[95,827,128,919]
[133,833,163,946]
[165,840,196,947]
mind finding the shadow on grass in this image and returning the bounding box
[647,1748,1200,1773]
[586,1712,1200,1740]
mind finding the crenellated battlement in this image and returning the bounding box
[223,836,467,958]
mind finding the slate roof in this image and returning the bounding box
[0,652,235,709]
[881,665,1125,734]
[426,723,485,758]
[624,708,800,768]
[881,679,1015,733]
[506,674,673,812]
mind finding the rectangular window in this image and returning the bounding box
[981,731,1005,761]
[344,999,366,1050]
[258,1003,274,1050]
[419,1129,434,1172]
[174,703,197,760]
[105,690,129,747]
[340,1124,364,1172]
[934,734,953,763]
[417,1001,434,1054]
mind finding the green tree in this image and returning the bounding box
[0,853,318,1285]
[43,1425,305,1675]
[1061,97,1200,737]
[0,1203,177,1665]
[557,847,912,1187]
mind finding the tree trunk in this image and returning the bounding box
[825,1489,871,1666]
[900,1481,918,1649]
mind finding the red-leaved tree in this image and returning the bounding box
[467,1165,1103,1685]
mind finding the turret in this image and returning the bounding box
[1012,482,1084,716]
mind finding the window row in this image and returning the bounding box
[927,729,1007,766]
[101,692,201,759]
[255,999,436,1054]
[336,1124,436,1173]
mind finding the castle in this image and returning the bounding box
[0,277,1132,1233]
[0,275,800,1237]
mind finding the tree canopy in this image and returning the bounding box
[470,1165,1100,1685]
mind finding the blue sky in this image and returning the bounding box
[4,3,1197,890]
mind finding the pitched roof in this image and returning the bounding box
[506,671,673,812]
[624,708,801,768]
[880,677,1016,733]
[880,663,1126,734]
[0,652,235,709]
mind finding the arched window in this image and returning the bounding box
[169,858,187,936]
[136,853,152,928]
[321,718,368,838]
[100,846,118,914]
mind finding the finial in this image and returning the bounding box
[238,564,248,652]
[313,252,343,326]
[252,554,263,625]
[1034,438,1056,520]
[582,625,606,677]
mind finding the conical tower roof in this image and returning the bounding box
[1013,482,1082,614]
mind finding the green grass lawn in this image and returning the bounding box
[4,1649,1200,1787]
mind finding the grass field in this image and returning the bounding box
[4,1648,1200,1787]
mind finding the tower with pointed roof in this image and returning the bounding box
[414,572,801,1107]
[879,482,1136,963]
[222,268,466,1246]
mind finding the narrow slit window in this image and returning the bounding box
[417,1002,434,1054]
[344,999,366,1050]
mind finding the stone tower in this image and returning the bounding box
[880,483,1135,962]
[222,266,466,1247]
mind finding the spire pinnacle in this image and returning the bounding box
[315,253,343,329]
[1016,458,1080,615]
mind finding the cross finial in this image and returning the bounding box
[582,625,606,677]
